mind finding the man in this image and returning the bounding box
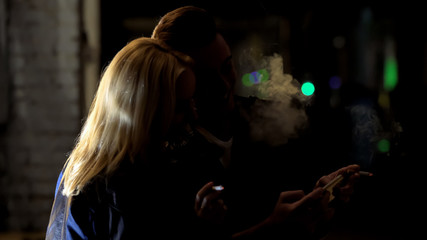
[152,6,361,239]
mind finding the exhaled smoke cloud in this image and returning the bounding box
[248,53,311,146]
[348,104,383,169]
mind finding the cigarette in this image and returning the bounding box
[212,185,224,191]
[358,171,373,177]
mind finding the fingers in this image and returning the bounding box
[278,190,305,203]
[198,181,215,197]
[330,164,361,178]
[195,182,223,210]
[336,179,356,203]
[320,190,330,207]
[316,175,333,187]
[195,181,227,223]
[346,164,361,173]
[316,164,362,188]
[272,188,328,225]
[195,181,214,211]
[293,188,324,209]
[277,188,325,213]
[325,165,362,203]
[200,190,222,210]
[340,164,361,177]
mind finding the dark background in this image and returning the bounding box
[100,1,425,238]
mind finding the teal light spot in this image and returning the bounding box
[301,82,315,96]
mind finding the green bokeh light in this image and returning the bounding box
[242,69,269,87]
[384,57,398,91]
[377,139,390,153]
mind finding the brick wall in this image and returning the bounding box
[0,0,81,231]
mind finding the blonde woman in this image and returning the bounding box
[46,37,228,239]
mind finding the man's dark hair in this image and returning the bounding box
[152,6,217,53]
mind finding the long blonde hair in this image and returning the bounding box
[61,37,193,197]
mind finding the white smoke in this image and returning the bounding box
[248,53,312,146]
[349,103,383,168]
